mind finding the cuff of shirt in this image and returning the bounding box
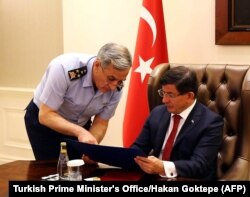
[160,161,177,178]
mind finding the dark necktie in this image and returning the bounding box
[162,114,181,161]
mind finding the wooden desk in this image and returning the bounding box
[0,160,193,196]
[0,160,145,196]
[0,160,56,197]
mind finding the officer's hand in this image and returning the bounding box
[82,155,98,165]
[78,130,98,144]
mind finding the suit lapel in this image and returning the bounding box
[174,103,202,146]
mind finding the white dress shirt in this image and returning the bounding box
[160,99,196,178]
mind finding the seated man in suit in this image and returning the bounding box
[132,66,223,180]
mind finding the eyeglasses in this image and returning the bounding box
[158,89,181,98]
[100,66,124,88]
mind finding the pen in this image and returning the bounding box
[84,177,101,181]
[41,173,59,181]
[148,149,154,156]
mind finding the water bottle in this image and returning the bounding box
[57,142,69,180]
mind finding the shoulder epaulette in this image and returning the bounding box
[68,66,87,81]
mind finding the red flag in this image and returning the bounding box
[123,0,168,147]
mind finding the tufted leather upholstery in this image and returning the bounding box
[148,63,250,180]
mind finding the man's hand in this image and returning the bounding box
[78,131,98,144]
[134,156,165,175]
[82,155,98,165]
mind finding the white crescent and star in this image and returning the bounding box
[134,6,157,83]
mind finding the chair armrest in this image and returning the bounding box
[219,158,249,180]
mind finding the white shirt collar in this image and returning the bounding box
[172,99,197,121]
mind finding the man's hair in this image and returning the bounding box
[97,43,132,70]
[160,66,198,96]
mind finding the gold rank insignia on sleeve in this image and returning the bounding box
[68,66,87,81]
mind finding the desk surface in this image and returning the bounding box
[0,160,146,196]
[0,160,56,197]
[0,160,193,196]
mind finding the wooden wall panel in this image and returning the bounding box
[0,0,63,164]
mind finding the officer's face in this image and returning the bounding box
[94,62,130,93]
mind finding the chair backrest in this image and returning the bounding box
[148,63,250,180]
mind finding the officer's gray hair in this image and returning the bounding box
[97,43,132,70]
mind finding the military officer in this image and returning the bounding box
[24,43,132,160]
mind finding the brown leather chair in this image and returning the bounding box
[147,63,250,180]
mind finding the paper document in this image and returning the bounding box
[65,139,146,170]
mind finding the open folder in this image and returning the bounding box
[65,139,146,170]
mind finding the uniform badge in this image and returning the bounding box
[68,66,87,81]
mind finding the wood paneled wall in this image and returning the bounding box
[0,0,63,164]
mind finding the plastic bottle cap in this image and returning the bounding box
[67,159,85,167]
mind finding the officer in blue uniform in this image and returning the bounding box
[24,43,132,160]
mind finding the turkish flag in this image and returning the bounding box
[123,0,168,147]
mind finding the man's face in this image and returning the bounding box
[161,84,192,114]
[94,60,130,92]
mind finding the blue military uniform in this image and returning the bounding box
[25,53,122,160]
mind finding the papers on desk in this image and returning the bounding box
[41,174,59,181]
[97,162,121,169]
[65,139,146,170]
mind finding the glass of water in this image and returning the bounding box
[67,159,84,181]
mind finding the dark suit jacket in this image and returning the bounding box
[131,102,224,180]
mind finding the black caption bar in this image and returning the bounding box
[9,181,249,196]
